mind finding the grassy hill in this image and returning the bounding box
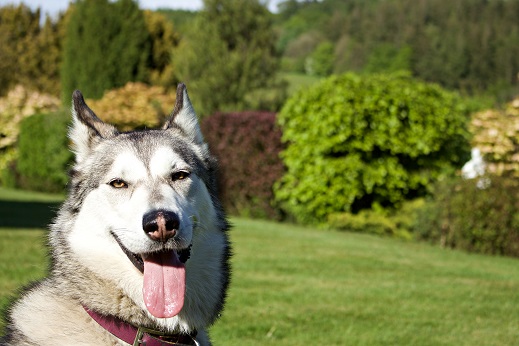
[1,188,519,344]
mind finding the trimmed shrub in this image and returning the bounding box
[275,72,471,224]
[328,198,424,240]
[416,176,519,257]
[16,110,72,192]
[200,111,285,219]
[470,96,519,176]
[0,85,60,186]
[328,210,397,237]
[85,82,176,130]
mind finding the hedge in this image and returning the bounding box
[16,110,72,192]
[416,176,519,257]
[201,111,285,219]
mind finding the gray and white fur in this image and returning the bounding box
[1,84,231,345]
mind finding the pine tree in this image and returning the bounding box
[173,0,285,116]
[60,0,150,103]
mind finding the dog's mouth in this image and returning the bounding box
[111,233,191,273]
[111,233,191,318]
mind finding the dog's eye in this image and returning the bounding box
[171,171,190,181]
[109,179,128,188]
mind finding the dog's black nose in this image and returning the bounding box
[142,210,179,242]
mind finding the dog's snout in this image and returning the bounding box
[142,210,179,242]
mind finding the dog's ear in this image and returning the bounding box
[163,83,204,145]
[69,90,118,163]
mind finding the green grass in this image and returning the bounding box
[211,219,519,345]
[0,187,64,202]
[0,229,48,309]
[1,188,519,344]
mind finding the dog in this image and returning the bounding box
[1,83,231,345]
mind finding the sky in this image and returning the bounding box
[0,0,284,16]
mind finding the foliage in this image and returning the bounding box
[306,41,334,76]
[61,0,151,103]
[363,44,412,75]
[0,85,61,151]
[328,198,424,240]
[416,176,519,257]
[143,10,179,88]
[85,82,176,130]
[31,16,65,96]
[470,97,519,176]
[200,111,285,219]
[328,210,398,237]
[0,85,60,186]
[15,110,72,193]
[276,0,519,97]
[156,9,197,34]
[282,31,324,73]
[0,148,18,188]
[0,4,63,96]
[173,0,285,116]
[275,72,471,224]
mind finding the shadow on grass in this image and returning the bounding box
[0,200,61,228]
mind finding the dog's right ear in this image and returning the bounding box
[69,90,118,163]
[163,83,204,145]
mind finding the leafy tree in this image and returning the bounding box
[173,0,285,116]
[0,5,65,96]
[0,5,39,95]
[61,0,150,103]
[307,41,334,76]
[275,72,471,224]
[30,16,64,95]
[283,30,324,73]
[363,44,412,75]
[143,10,179,88]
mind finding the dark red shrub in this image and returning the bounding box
[201,111,285,219]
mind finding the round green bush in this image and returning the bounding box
[275,72,471,224]
[17,110,72,192]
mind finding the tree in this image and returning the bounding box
[173,0,285,116]
[277,0,519,97]
[0,5,40,95]
[143,10,179,88]
[61,0,150,103]
[307,41,334,76]
[0,4,66,96]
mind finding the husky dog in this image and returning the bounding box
[1,84,231,345]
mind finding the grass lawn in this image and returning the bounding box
[1,188,519,345]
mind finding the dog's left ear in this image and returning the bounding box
[163,83,204,145]
[70,90,118,163]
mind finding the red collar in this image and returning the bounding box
[83,306,197,345]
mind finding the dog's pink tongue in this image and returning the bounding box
[142,250,185,318]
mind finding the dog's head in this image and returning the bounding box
[61,84,228,326]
